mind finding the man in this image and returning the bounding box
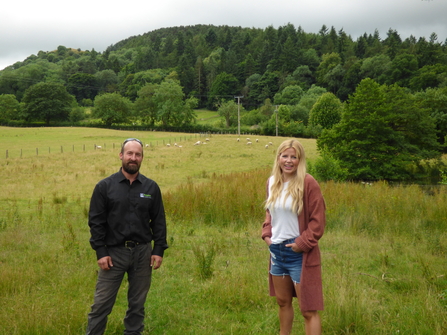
[86,138,168,335]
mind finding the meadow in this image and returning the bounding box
[0,126,446,334]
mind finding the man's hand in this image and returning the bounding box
[97,256,113,270]
[151,255,163,269]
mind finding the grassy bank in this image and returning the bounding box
[0,127,446,334]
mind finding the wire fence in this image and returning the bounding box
[2,133,211,159]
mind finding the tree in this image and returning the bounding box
[316,52,341,87]
[409,64,447,91]
[291,65,315,90]
[309,92,343,129]
[95,70,118,93]
[249,71,280,106]
[360,54,391,84]
[207,72,239,109]
[67,73,98,102]
[217,100,240,127]
[22,82,75,125]
[152,79,198,127]
[387,53,418,87]
[318,79,440,181]
[93,93,133,126]
[273,85,304,105]
[134,84,158,126]
[415,87,447,148]
[0,94,20,122]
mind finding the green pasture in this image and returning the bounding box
[0,127,446,334]
[194,109,222,126]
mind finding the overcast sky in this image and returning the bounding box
[1,0,446,71]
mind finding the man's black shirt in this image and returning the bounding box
[88,168,168,260]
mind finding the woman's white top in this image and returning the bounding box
[267,176,300,244]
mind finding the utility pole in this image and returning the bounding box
[275,105,279,137]
[234,95,244,136]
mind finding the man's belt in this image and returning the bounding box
[124,240,145,249]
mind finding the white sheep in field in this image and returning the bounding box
[265,144,269,149]
[194,140,201,145]
[268,142,273,146]
[96,145,102,149]
[237,138,240,142]
[246,141,252,145]
[166,143,171,147]
[205,138,210,141]
[256,139,259,142]
[145,144,149,147]
[246,138,250,141]
[174,143,178,147]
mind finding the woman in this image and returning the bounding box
[262,139,325,335]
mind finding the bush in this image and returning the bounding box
[311,154,348,182]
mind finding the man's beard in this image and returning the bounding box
[122,161,140,175]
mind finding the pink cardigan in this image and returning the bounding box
[262,174,326,312]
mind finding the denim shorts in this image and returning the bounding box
[269,238,303,284]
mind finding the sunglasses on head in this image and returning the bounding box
[122,138,143,147]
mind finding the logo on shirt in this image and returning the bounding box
[140,193,151,198]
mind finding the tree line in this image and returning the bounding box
[0,23,446,182]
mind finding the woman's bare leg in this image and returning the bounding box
[272,275,295,335]
[294,284,321,335]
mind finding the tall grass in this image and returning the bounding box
[0,127,446,334]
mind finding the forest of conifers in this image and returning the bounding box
[0,24,446,181]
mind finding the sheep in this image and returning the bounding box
[194,140,201,146]
[96,145,102,149]
[174,143,178,147]
[237,138,240,142]
[145,144,149,147]
[246,141,252,145]
[166,143,171,147]
[268,142,273,146]
[246,138,250,141]
[205,138,210,141]
[265,144,269,149]
[256,139,259,142]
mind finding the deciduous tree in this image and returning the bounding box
[22,82,75,125]
[0,94,20,122]
[318,79,440,181]
[93,93,133,126]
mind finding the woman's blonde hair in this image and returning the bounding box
[265,139,307,214]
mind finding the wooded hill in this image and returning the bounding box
[1,23,446,106]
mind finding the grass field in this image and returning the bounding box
[194,109,222,125]
[0,126,446,334]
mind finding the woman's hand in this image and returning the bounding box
[264,237,272,246]
[285,242,303,253]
